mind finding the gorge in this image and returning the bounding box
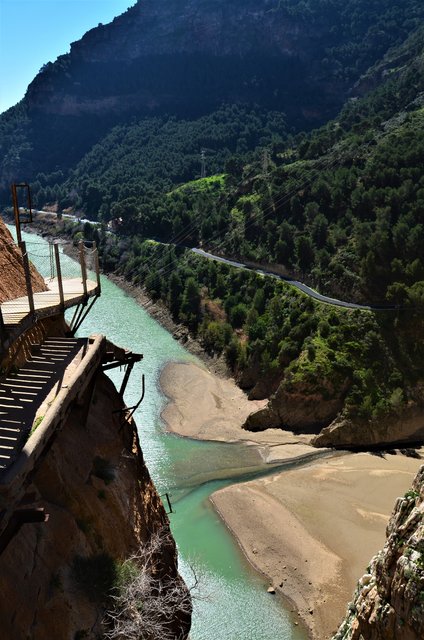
[14,225,306,640]
[2,0,424,636]
[5,224,422,640]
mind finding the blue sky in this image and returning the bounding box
[0,0,135,114]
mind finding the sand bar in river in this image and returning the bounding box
[161,360,424,638]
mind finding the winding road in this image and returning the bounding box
[191,248,398,311]
[23,214,397,311]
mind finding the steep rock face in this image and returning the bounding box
[0,219,47,303]
[72,0,312,61]
[352,23,424,98]
[0,371,190,639]
[26,0,336,121]
[244,374,424,449]
[313,399,424,449]
[2,0,421,189]
[243,377,348,433]
[334,465,424,640]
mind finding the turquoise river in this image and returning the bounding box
[16,227,306,640]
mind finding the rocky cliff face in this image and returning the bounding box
[243,376,348,434]
[243,372,424,450]
[26,0,335,121]
[71,0,312,62]
[334,465,424,640]
[313,398,424,450]
[0,371,190,639]
[2,0,420,189]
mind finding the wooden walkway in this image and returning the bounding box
[0,337,88,472]
[0,277,99,350]
[1,277,98,327]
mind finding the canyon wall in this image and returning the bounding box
[334,465,424,640]
[0,370,191,639]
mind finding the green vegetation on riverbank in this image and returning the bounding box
[109,238,424,424]
[2,0,424,434]
[16,212,424,430]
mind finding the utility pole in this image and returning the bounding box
[262,148,270,175]
[200,149,206,179]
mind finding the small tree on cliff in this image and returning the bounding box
[104,530,194,640]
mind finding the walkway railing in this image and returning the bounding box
[0,240,101,352]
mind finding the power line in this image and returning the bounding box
[105,134,377,311]
[133,151,345,301]
[138,149,349,309]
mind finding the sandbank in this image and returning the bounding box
[161,360,424,638]
[211,451,424,639]
[160,360,318,463]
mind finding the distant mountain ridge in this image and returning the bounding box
[25,0,343,123]
[1,0,423,193]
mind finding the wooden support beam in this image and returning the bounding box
[0,309,5,352]
[11,184,22,245]
[92,242,101,294]
[19,242,35,315]
[53,244,65,310]
[79,241,88,298]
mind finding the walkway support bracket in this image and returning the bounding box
[68,296,99,336]
[102,352,143,401]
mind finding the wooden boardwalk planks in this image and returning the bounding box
[0,337,87,472]
[0,277,98,328]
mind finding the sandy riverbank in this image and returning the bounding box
[161,360,424,639]
[160,360,318,462]
[211,452,423,639]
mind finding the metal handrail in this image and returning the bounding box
[0,239,102,354]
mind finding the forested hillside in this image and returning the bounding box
[90,22,424,307]
[2,0,424,441]
[1,0,423,194]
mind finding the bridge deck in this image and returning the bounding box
[1,277,98,328]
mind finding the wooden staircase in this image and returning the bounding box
[0,337,88,472]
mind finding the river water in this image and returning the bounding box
[16,228,306,640]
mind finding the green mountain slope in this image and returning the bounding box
[0,0,423,194]
[2,0,424,444]
[134,25,424,305]
[73,22,424,445]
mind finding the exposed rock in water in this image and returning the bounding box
[334,465,424,640]
[0,371,191,639]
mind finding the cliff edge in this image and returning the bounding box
[0,220,191,639]
[0,369,191,639]
[334,465,424,640]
